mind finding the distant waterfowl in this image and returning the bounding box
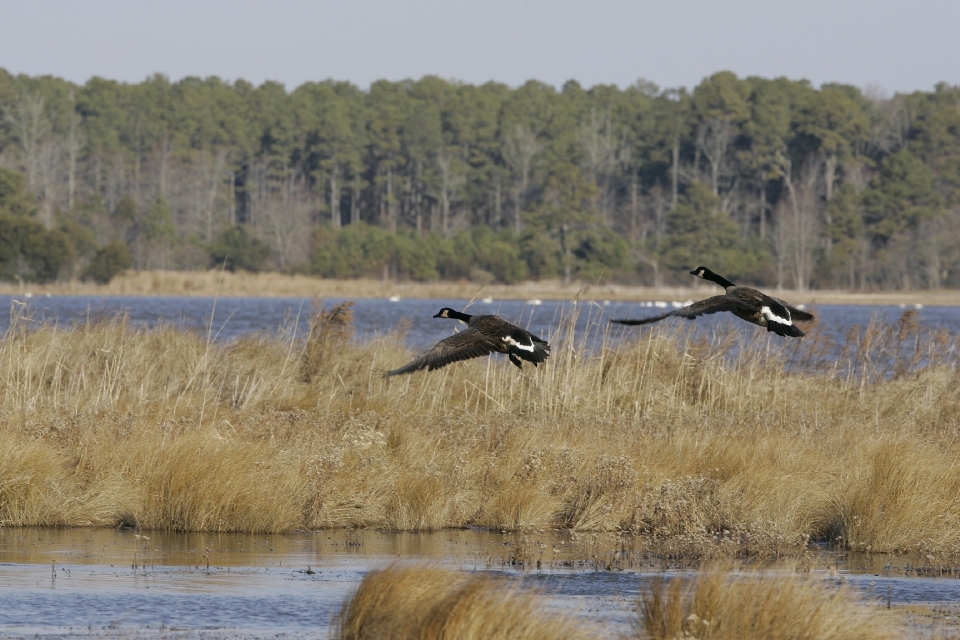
[385,307,551,375]
[611,266,814,338]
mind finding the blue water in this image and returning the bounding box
[3,294,958,382]
[3,294,959,349]
[2,528,959,638]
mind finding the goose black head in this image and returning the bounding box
[433,308,455,319]
[690,266,711,279]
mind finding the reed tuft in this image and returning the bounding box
[636,565,900,639]
[334,564,598,640]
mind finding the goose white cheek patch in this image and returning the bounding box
[761,306,792,326]
[503,336,535,352]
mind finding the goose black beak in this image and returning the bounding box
[689,269,698,276]
[432,312,443,318]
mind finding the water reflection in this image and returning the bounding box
[2,528,960,638]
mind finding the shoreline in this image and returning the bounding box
[3,269,960,306]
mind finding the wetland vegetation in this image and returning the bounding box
[3,300,960,638]
[336,564,901,640]
[1,302,958,559]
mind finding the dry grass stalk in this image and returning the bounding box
[300,301,355,383]
[0,305,959,558]
[334,564,597,640]
[637,565,900,640]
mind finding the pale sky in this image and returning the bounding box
[2,0,958,94]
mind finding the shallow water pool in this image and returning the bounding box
[2,528,959,638]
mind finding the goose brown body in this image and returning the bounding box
[611,267,814,338]
[386,308,551,375]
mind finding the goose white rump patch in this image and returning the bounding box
[502,335,534,352]
[760,306,792,326]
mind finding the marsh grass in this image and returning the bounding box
[334,564,598,640]
[1,302,960,559]
[334,564,901,640]
[636,565,899,640]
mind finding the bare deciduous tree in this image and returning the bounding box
[579,109,621,224]
[696,118,733,196]
[3,93,63,226]
[261,170,314,270]
[192,148,229,242]
[776,155,823,291]
[502,124,543,233]
[3,94,49,191]
[329,163,341,229]
[66,109,82,211]
[436,147,465,238]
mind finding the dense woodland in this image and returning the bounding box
[1,67,959,289]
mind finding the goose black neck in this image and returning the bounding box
[701,269,736,289]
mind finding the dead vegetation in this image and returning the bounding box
[334,564,598,640]
[637,565,900,640]
[333,564,900,640]
[0,302,959,561]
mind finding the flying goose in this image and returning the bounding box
[611,267,814,337]
[386,307,551,375]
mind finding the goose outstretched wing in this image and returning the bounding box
[611,295,748,326]
[385,329,498,376]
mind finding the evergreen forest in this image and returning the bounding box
[1,67,959,289]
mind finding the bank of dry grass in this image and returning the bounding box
[5,268,960,306]
[1,302,960,558]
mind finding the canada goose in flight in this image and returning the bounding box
[611,267,815,337]
[386,308,551,376]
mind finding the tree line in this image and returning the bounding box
[1,67,958,289]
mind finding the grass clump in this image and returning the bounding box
[636,566,899,640]
[334,564,598,640]
[334,564,903,640]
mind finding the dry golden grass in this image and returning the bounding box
[5,268,960,305]
[335,565,907,640]
[636,565,900,640]
[1,301,960,559]
[334,564,598,640]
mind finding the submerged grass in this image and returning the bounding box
[1,300,960,559]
